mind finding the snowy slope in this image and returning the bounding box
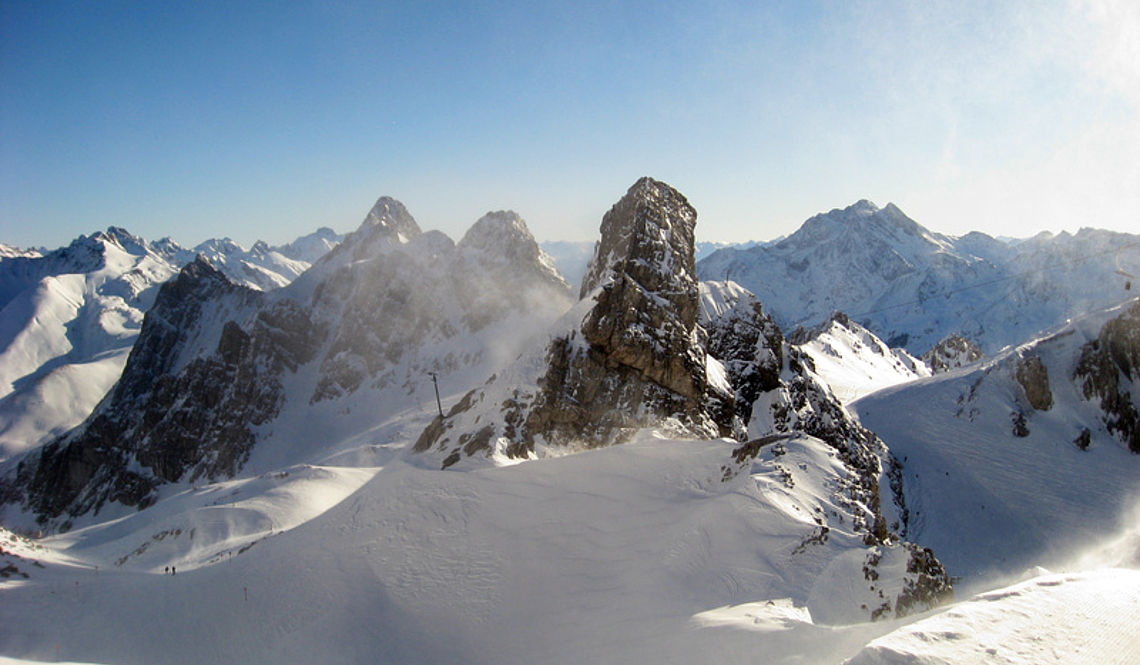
[1,433,950,665]
[845,568,1140,665]
[0,227,341,461]
[853,298,1140,587]
[791,312,931,404]
[697,199,1140,355]
[0,230,179,458]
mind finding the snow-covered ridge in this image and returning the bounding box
[0,225,344,462]
[853,297,1140,584]
[697,199,1140,355]
[790,312,931,404]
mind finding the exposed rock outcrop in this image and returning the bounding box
[923,334,984,373]
[1074,300,1140,453]
[415,177,738,466]
[2,200,574,527]
[699,281,783,424]
[1014,353,1053,411]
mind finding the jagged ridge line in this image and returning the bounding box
[849,240,1140,320]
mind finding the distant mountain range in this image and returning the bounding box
[1,182,1136,664]
[696,200,1140,355]
[0,227,344,458]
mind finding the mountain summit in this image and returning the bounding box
[697,200,1140,354]
[415,177,735,466]
[2,199,573,527]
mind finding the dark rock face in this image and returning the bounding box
[1074,300,1140,453]
[700,284,783,424]
[894,544,954,617]
[415,177,737,465]
[1014,354,1053,411]
[7,257,295,522]
[535,178,732,444]
[577,178,705,399]
[922,334,984,373]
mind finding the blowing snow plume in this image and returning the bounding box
[0,198,573,531]
[413,177,740,468]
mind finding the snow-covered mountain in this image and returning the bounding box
[1,180,1136,665]
[273,226,343,263]
[0,228,341,461]
[0,244,43,259]
[0,229,181,459]
[1,199,573,529]
[853,298,1140,584]
[789,311,932,404]
[697,199,1140,356]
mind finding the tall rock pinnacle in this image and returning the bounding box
[414,177,737,467]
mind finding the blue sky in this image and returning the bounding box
[2,0,1137,250]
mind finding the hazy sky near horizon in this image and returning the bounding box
[2,0,1138,250]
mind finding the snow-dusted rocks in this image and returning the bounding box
[1073,299,1140,453]
[697,200,1140,355]
[1,200,573,527]
[414,177,738,467]
[699,280,784,424]
[922,334,984,373]
[853,298,1140,582]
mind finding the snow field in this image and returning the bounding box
[844,568,1140,665]
[854,304,1140,587]
[3,433,941,665]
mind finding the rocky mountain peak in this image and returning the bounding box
[99,226,149,255]
[579,176,698,299]
[362,196,421,241]
[414,177,736,467]
[459,210,542,263]
[307,197,422,273]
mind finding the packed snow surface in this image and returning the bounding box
[853,300,1140,586]
[844,568,1140,665]
[2,432,949,665]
